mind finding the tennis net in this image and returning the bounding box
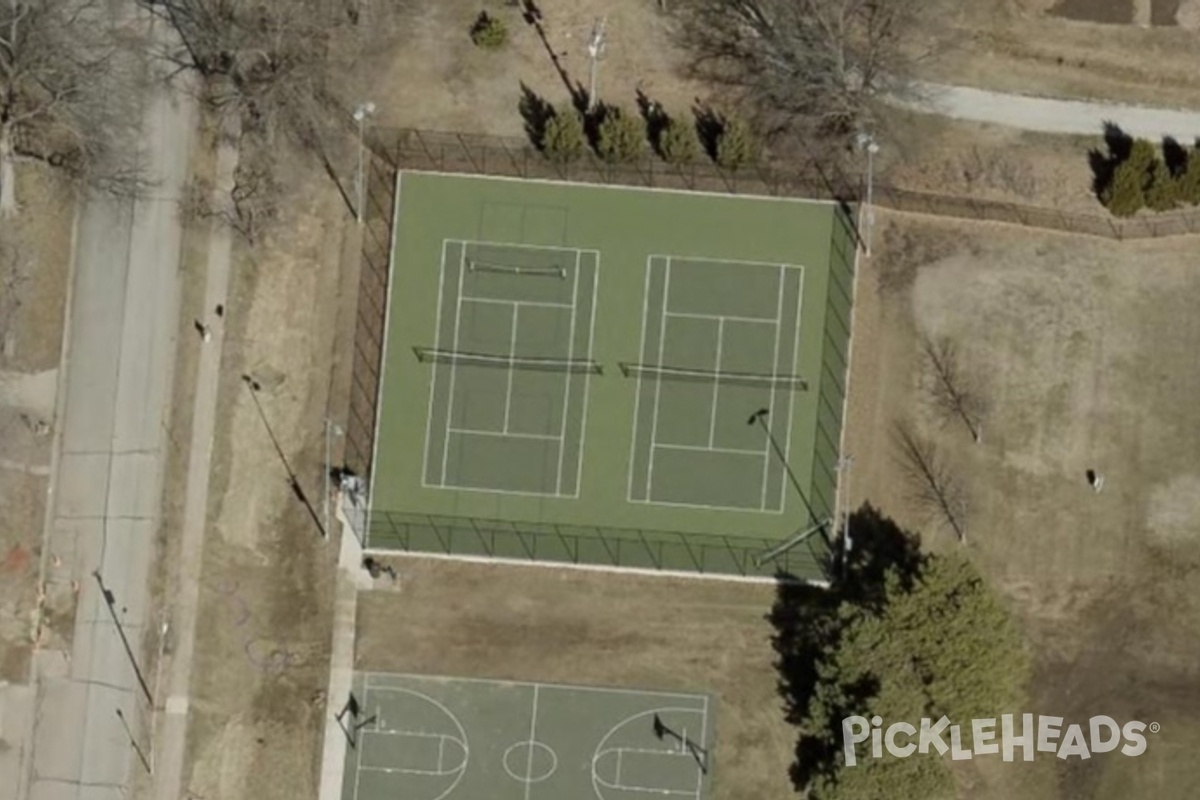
[619,362,807,390]
[414,346,603,374]
[467,259,566,279]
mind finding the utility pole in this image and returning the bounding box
[353,102,376,225]
[586,17,607,112]
[324,419,344,539]
[855,132,879,256]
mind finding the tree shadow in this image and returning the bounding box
[636,89,671,157]
[518,83,555,150]
[1089,121,1133,198]
[1162,136,1188,177]
[582,100,613,153]
[522,7,589,112]
[768,502,925,791]
[691,101,724,161]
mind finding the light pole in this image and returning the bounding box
[324,419,344,539]
[586,18,606,112]
[836,455,854,561]
[353,102,376,225]
[855,132,879,256]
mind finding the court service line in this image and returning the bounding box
[645,252,803,270]
[665,310,776,325]
[626,256,656,503]
[448,236,600,257]
[449,427,562,442]
[461,295,574,310]
[555,251,581,495]
[419,238,451,491]
[503,304,519,433]
[439,245,469,486]
[573,254,600,499]
[645,257,673,502]
[779,265,806,515]
[760,265,787,511]
[708,317,725,448]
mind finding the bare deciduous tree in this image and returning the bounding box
[181,156,278,245]
[0,0,146,214]
[680,0,939,138]
[921,335,985,443]
[893,421,967,543]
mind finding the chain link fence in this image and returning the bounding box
[367,127,1200,241]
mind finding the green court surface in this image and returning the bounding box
[367,173,856,579]
[340,673,713,800]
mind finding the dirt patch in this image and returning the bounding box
[842,211,1200,796]
[1049,0,1134,24]
[356,558,793,800]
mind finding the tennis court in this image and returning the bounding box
[361,173,857,579]
[339,673,713,800]
[421,240,600,497]
[627,256,805,512]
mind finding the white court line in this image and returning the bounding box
[525,685,540,800]
[420,237,451,490]
[629,494,782,514]
[438,736,444,772]
[645,257,673,502]
[408,171,843,208]
[368,546,831,586]
[696,696,710,794]
[448,236,601,256]
[616,750,622,784]
[461,295,574,310]
[759,265,787,511]
[708,317,725,448]
[779,265,806,515]
[365,170,404,546]
[653,442,767,457]
[503,304,519,433]
[449,427,562,442]
[439,245,468,486]
[665,310,776,325]
[626,256,657,503]
[426,482,567,499]
[645,252,806,270]
[555,252,581,495]
[573,252,600,499]
[366,674,710,704]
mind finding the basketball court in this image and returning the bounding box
[339,673,713,800]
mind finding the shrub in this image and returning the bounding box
[1179,150,1200,206]
[715,115,757,171]
[1144,160,1180,211]
[1101,138,1155,217]
[470,11,508,49]
[595,108,645,163]
[541,110,585,164]
[658,117,700,165]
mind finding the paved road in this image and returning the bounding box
[893,81,1200,141]
[22,23,196,800]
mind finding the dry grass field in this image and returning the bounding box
[844,211,1200,799]
[0,168,74,685]
[934,0,1200,106]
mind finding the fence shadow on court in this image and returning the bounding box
[768,502,925,792]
